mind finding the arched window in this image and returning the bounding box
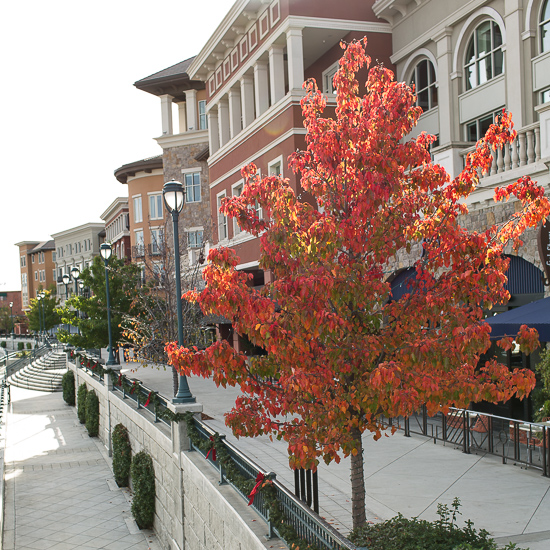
[410,59,438,112]
[541,0,550,52]
[464,20,504,90]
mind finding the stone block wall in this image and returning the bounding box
[69,360,283,550]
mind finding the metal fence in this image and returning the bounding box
[382,406,550,477]
[4,345,50,380]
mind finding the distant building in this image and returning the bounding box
[101,197,131,262]
[15,240,57,311]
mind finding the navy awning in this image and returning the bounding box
[485,296,550,341]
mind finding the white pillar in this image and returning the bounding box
[286,28,304,91]
[184,89,198,131]
[228,88,242,138]
[504,5,524,127]
[160,94,174,136]
[254,60,270,117]
[240,74,255,128]
[208,108,220,154]
[535,102,550,159]
[177,102,187,134]
[434,29,452,145]
[218,97,230,147]
[269,44,285,104]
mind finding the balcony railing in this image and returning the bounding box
[460,122,541,178]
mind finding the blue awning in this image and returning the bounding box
[485,296,550,341]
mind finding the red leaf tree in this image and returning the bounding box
[166,38,550,530]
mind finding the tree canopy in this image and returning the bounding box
[27,288,60,333]
[166,38,549,529]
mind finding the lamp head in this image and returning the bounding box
[100,242,112,261]
[62,273,70,285]
[162,180,185,213]
[9,302,13,308]
[71,266,80,279]
[78,280,84,289]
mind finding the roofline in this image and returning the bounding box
[114,156,164,184]
[51,222,105,239]
[100,197,129,222]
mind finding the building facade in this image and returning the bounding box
[101,197,131,262]
[15,240,57,311]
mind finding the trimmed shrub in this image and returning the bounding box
[61,371,76,406]
[77,383,87,424]
[26,342,31,350]
[131,451,156,529]
[85,390,99,437]
[17,342,24,351]
[112,424,132,487]
[1,341,6,348]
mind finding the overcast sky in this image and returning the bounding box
[0,0,234,292]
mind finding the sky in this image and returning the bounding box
[0,0,234,292]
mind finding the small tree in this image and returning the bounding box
[77,383,87,424]
[27,287,60,333]
[85,390,99,437]
[166,39,549,530]
[131,451,155,529]
[112,424,132,487]
[62,371,75,406]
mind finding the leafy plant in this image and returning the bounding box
[61,370,75,406]
[1,341,6,348]
[26,342,31,350]
[17,342,23,351]
[112,424,132,487]
[349,499,525,550]
[131,451,155,529]
[85,390,99,437]
[77,383,88,424]
[533,348,550,421]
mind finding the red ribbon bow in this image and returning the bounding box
[206,436,216,462]
[248,472,265,506]
[144,392,151,407]
[130,382,137,394]
[118,373,122,386]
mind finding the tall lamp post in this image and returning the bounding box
[62,273,71,337]
[100,243,117,367]
[9,301,13,337]
[163,179,195,404]
[39,291,46,339]
[71,266,81,336]
[36,294,43,342]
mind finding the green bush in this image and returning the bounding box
[77,383,88,424]
[112,424,132,487]
[85,390,100,437]
[131,451,156,529]
[17,342,24,351]
[26,342,31,350]
[61,371,75,406]
[349,499,523,550]
[1,341,6,348]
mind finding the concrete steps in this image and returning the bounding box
[8,351,67,392]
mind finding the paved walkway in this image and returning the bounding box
[2,386,160,550]
[121,358,550,550]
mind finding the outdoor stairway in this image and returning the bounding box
[8,351,67,392]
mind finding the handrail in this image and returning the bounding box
[4,345,50,380]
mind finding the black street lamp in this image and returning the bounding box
[9,301,13,337]
[39,291,46,339]
[62,273,71,301]
[71,266,80,295]
[163,179,195,404]
[100,242,117,367]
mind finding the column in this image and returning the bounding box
[286,27,304,91]
[228,87,242,138]
[504,4,524,127]
[218,97,231,147]
[176,102,187,135]
[160,94,174,136]
[269,44,285,104]
[434,28,453,145]
[254,60,269,117]
[240,73,255,128]
[208,108,220,154]
[184,89,198,131]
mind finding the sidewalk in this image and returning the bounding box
[3,386,160,550]
[120,358,550,550]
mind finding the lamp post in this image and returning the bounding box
[163,179,195,403]
[100,242,117,367]
[39,291,46,340]
[62,273,71,302]
[9,301,13,337]
[71,266,81,336]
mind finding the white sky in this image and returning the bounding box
[0,0,234,291]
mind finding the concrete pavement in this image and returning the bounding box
[2,386,161,550]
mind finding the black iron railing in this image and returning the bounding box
[381,407,550,477]
[4,345,50,380]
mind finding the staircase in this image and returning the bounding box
[8,350,67,392]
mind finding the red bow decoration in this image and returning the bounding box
[118,373,122,386]
[248,472,265,506]
[206,436,216,462]
[130,382,137,394]
[144,392,151,407]
[87,361,90,368]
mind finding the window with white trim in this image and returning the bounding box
[135,230,144,256]
[20,256,26,267]
[133,196,143,223]
[184,172,201,203]
[187,230,203,248]
[150,228,164,255]
[410,59,438,112]
[232,182,244,236]
[465,110,501,142]
[149,194,163,220]
[199,100,208,130]
[322,62,338,94]
[268,155,283,176]
[541,0,550,52]
[464,20,503,91]
[543,89,550,103]
[217,192,228,241]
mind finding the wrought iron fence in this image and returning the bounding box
[381,407,550,477]
[189,415,361,550]
[4,345,50,380]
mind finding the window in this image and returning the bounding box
[268,155,284,177]
[232,182,244,236]
[184,172,201,203]
[322,62,338,94]
[134,196,143,223]
[410,59,438,112]
[149,194,163,220]
[35,271,38,281]
[542,0,550,52]
[32,255,35,264]
[150,228,164,255]
[135,230,144,256]
[217,192,228,241]
[465,20,503,90]
[543,89,550,103]
[187,230,203,248]
[465,111,501,142]
[199,100,208,130]
[20,256,26,267]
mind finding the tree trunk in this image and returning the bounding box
[350,427,366,530]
